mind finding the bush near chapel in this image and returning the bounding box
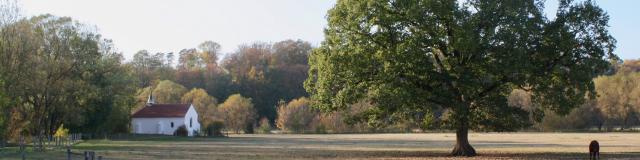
[174,125,189,137]
[206,121,225,137]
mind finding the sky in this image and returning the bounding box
[19,0,639,61]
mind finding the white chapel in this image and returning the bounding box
[131,94,200,136]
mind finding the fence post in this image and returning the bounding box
[84,151,89,160]
[20,135,25,160]
[18,135,22,153]
[31,136,34,151]
[67,148,72,160]
[91,151,95,160]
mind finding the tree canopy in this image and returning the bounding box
[181,88,218,127]
[153,80,188,103]
[306,0,616,156]
[276,97,318,133]
[0,13,137,140]
[218,94,257,133]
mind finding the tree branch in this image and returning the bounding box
[472,76,508,102]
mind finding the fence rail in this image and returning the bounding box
[11,133,109,160]
[27,133,82,151]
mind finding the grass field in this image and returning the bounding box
[1,133,640,159]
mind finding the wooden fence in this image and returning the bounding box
[15,133,93,160]
[26,133,82,151]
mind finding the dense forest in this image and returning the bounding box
[1,0,640,145]
[0,1,312,140]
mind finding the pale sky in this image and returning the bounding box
[19,0,639,61]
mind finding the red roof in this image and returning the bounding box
[132,104,191,118]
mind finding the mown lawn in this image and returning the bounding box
[1,133,640,159]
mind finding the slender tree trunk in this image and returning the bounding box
[622,115,629,131]
[451,121,476,156]
[597,122,602,132]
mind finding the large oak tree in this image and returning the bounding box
[305,0,616,156]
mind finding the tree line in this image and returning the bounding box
[0,4,138,142]
[513,60,640,131]
[1,0,638,149]
[274,60,640,134]
[129,39,311,122]
[0,1,312,141]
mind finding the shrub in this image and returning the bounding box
[244,123,254,134]
[206,121,225,137]
[276,97,318,133]
[257,118,272,134]
[181,88,218,128]
[218,94,256,133]
[318,101,373,133]
[314,124,327,134]
[174,125,188,137]
[54,124,69,138]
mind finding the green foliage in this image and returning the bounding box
[174,125,189,137]
[182,88,218,127]
[420,110,438,131]
[0,14,139,136]
[244,123,255,134]
[222,40,312,122]
[206,121,225,137]
[314,124,328,134]
[80,51,138,134]
[154,80,188,103]
[0,79,7,140]
[257,118,272,134]
[306,0,616,156]
[130,39,312,125]
[53,124,69,138]
[131,50,175,87]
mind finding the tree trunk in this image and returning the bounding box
[597,123,602,132]
[622,115,629,131]
[450,124,476,156]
